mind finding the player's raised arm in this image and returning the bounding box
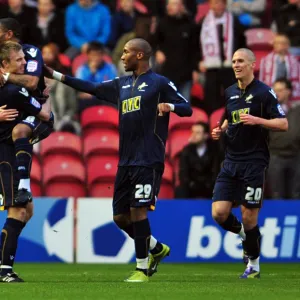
[240,89,288,131]
[44,65,118,105]
[158,78,193,117]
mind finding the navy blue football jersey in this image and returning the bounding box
[224,79,286,165]
[0,84,42,143]
[22,44,46,97]
[65,69,192,168]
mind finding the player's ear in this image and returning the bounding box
[137,52,144,60]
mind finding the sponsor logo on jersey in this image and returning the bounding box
[231,107,250,124]
[122,96,141,114]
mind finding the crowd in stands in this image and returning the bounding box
[0,0,300,199]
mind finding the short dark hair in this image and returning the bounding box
[87,41,104,54]
[193,121,209,133]
[274,78,292,91]
[0,18,22,40]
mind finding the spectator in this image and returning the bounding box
[273,0,300,56]
[152,0,199,102]
[176,122,218,198]
[27,0,68,52]
[198,0,246,113]
[112,15,152,75]
[227,0,266,28]
[108,0,139,50]
[259,33,300,104]
[0,0,35,42]
[42,43,80,134]
[76,41,117,113]
[65,0,111,60]
[267,78,300,199]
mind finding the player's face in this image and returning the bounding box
[4,49,26,74]
[189,124,208,145]
[87,50,103,69]
[121,0,134,13]
[273,36,290,55]
[232,51,255,80]
[121,44,138,72]
[273,82,291,104]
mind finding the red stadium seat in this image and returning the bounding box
[158,184,174,199]
[59,53,71,68]
[191,83,204,100]
[40,132,82,163]
[169,129,190,160]
[254,50,270,75]
[162,161,173,185]
[89,183,115,198]
[87,155,118,186]
[83,129,119,161]
[209,107,225,132]
[31,155,42,196]
[43,156,86,197]
[169,107,208,132]
[81,106,119,138]
[245,28,274,51]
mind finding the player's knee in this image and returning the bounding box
[7,207,27,222]
[12,124,32,141]
[113,214,131,229]
[242,208,258,230]
[212,205,230,224]
[26,203,34,222]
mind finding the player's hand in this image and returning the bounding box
[157,103,172,116]
[43,64,54,78]
[0,105,18,122]
[240,113,259,125]
[211,122,222,140]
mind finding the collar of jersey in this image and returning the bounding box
[235,78,257,92]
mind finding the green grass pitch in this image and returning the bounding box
[1,263,299,300]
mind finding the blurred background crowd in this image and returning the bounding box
[0,0,299,200]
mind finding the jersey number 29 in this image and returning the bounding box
[135,184,152,199]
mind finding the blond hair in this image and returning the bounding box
[0,41,22,67]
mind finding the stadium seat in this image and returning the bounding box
[191,83,204,100]
[58,53,71,68]
[83,129,119,162]
[169,107,208,132]
[40,132,82,164]
[158,184,174,199]
[253,50,270,74]
[209,107,225,132]
[43,156,86,198]
[245,28,274,51]
[81,106,119,138]
[169,129,190,160]
[31,155,42,196]
[87,155,118,197]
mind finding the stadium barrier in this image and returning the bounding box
[1,198,299,263]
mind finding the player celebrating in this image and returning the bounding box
[0,41,52,282]
[211,48,288,279]
[0,18,54,204]
[45,38,193,282]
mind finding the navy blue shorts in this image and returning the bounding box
[113,166,162,215]
[212,161,267,208]
[0,143,21,210]
[20,113,54,144]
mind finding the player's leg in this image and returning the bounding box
[12,122,34,202]
[239,164,265,279]
[212,163,246,240]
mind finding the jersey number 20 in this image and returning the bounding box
[245,187,262,201]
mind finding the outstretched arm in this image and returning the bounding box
[44,65,118,104]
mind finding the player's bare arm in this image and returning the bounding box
[240,114,288,131]
[0,105,18,122]
[6,73,39,91]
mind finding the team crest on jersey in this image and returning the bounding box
[137,82,148,91]
[27,60,38,72]
[122,96,141,114]
[245,94,253,103]
[27,48,38,57]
